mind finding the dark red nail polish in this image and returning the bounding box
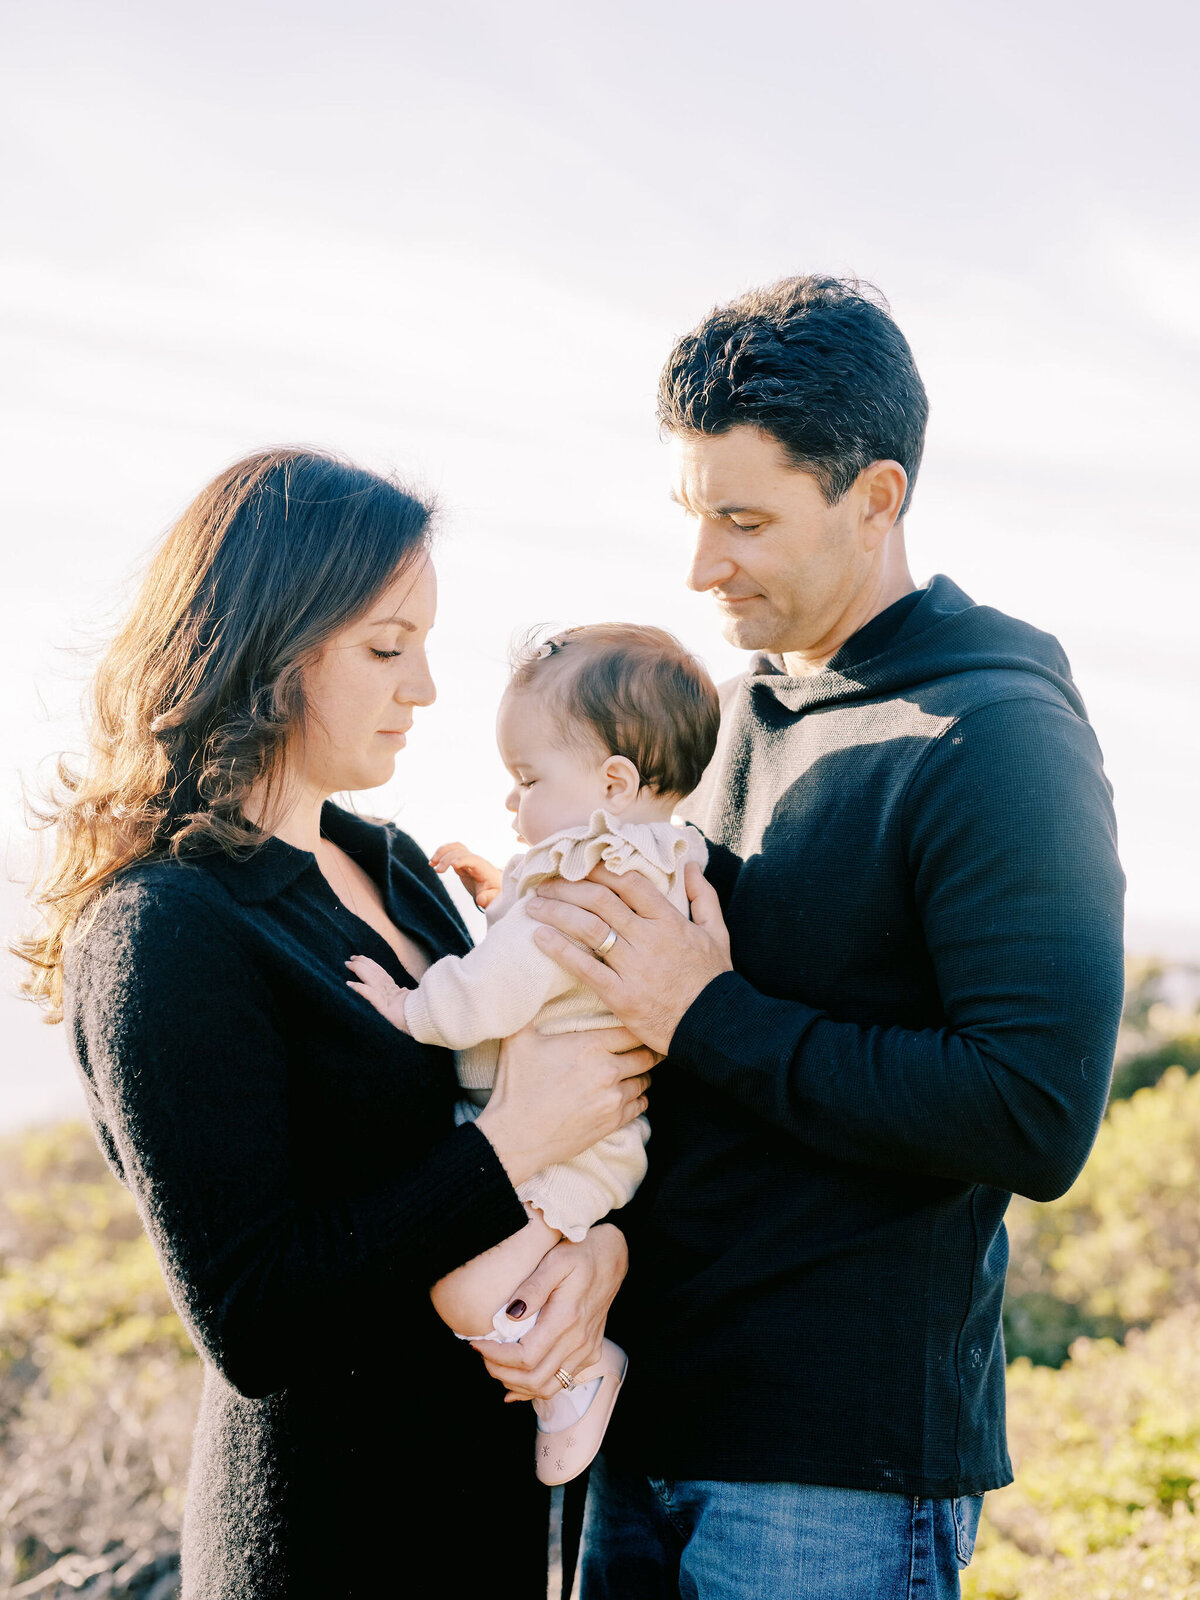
[506,1299,527,1319]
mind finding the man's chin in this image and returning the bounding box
[718,610,784,655]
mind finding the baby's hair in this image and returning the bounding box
[508,622,720,799]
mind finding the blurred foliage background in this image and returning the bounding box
[0,1126,198,1598]
[1,959,1198,1598]
[970,958,1200,1599]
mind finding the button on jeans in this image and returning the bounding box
[578,1453,984,1600]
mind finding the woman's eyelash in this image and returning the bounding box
[371,648,404,660]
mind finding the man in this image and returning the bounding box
[527,275,1126,1599]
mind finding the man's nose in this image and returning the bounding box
[686,520,738,593]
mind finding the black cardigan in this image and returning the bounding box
[64,804,547,1598]
[605,576,1125,1496]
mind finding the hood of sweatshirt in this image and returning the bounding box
[748,574,1087,721]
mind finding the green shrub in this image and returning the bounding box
[965,1305,1200,1599]
[1004,1067,1200,1365]
[1109,958,1200,1102]
[0,1123,199,1599]
[1109,1032,1200,1102]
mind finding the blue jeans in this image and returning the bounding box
[578,1454,983,1600]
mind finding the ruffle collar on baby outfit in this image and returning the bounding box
[511,810,704,899]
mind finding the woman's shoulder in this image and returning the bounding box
[73,856,248,978]
[96,854,237,918]
[349,812,474,952]
[376,815,449,897]
[380,820,435,877]
[321,801,421,869]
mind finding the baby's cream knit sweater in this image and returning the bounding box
[404,810,708,1239]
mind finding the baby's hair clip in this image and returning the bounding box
[534,636,564,660]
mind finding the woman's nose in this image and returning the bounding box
[686,520,738,593]
[400,653,437,707]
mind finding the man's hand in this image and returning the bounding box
[430,841,505,910]
[525,862,733,1055]
[472,1224,628,1400]
[476,1024,656,1188]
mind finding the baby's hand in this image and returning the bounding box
[430,841,505,911]
[345,954,412,1032]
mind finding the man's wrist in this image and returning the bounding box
[472,1106,538,1190]
[669,970,745,1064]
[585,1221,628,1288]
[669,970,826,1126]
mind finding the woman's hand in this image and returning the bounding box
[525,862,733,1055]
[430,841,505,911]
[471,1224,628,1400]
[475,1025,656,1189]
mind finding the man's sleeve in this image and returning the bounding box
[668,696,1126,1202]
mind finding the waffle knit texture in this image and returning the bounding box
[405,811,708,1239]
[63,806,547,1599]
[604,575,1126,1497]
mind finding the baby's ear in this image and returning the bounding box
[602,755,642,810]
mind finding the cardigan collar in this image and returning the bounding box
[197,802,390,905]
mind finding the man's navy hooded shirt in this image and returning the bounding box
[607,575,1125,1496]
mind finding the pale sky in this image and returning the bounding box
[3,0,1198,1128]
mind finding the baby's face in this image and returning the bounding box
[496,688,610,846]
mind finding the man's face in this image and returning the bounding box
[671,425,867,656]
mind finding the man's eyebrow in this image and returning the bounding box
[670,490,765,517]
[367,613,418,632]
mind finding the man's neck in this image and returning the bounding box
[781,535,915,678]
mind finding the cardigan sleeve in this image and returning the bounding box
[66,876,529,1399]
[669,696,1126,1203]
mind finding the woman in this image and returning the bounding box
[18,448,651,1597]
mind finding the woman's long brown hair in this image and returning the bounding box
[16,447,434,1020]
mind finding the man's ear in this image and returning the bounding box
[602,755,642,812]
[858,460,908,550]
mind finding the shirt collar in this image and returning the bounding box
[196,801,383,905]
[745,576,969,715]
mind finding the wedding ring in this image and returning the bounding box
[555,1367,576,1391]
[593,927,618,960]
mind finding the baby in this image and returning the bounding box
[346,622,719,1484]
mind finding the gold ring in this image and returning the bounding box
[554,1367,576,1391]
[594,927,618,959]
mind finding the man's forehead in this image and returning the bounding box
[669,427,796,510]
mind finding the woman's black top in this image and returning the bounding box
[64,803,548,1598]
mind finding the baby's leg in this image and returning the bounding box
[430,1206,561,1339]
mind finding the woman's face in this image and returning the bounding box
[295,556,438,797]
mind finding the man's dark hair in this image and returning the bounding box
[657,275,928,517]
